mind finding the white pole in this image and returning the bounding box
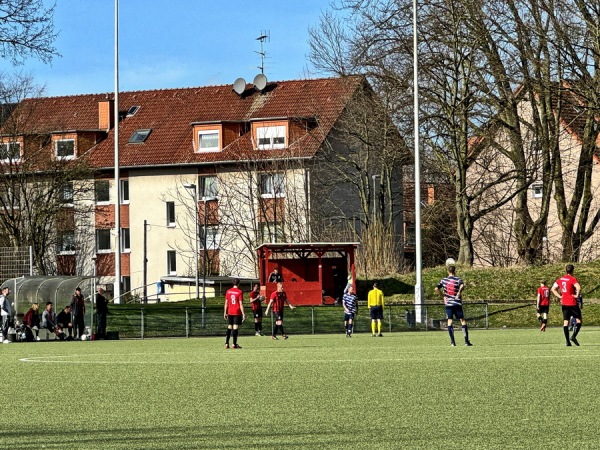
[113,0,122,303]
[413,0,424,322]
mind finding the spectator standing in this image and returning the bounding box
[23,303,41,341]
[551,264,582,346]
[435,265,473,347]
[224,279,245,349]
[249,284,264,336]
[536,280,551,331]
[265,282,295,340]
[0,287,12,344]
[367,282,385,337]
[268,268,283,283]
[95,287,108,339]
[342,285,358,337]
[56,305,74,340]
[70,287,86,339]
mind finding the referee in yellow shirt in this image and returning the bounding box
[368,282,384,336]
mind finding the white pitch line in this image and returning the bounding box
[18,352,598,365]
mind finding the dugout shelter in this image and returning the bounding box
[1,275,95,328]
[256,242,358,306]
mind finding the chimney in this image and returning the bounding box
[98,97,114,130]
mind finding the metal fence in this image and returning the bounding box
[104,302,490,339]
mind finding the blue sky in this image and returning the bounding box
[12,1,330,97]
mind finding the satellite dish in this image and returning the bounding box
[253,74,268,91]
[233,78,246,95]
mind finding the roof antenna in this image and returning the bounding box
[256,31,270,75]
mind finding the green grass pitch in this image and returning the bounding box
[2,328,599,449]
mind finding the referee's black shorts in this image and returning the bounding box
[370,306,383,320]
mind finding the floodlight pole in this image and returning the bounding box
[202,198,208,327]
[183,184,200,306]
[113,0,122,304]
[413,0,424,321]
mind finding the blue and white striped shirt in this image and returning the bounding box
[342,292,358,314]
[437,276,464,306]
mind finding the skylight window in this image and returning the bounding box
[127,106,140,117]
[128,129,151,144]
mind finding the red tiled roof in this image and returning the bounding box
[8,76,364,169]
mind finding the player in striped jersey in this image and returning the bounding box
[342,286,358,337]
[435,265,473,346]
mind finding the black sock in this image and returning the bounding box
[572,323,581,339]
[273,325,279,336]
[232,329,239,345]
[538,316,543,323]
[226,328,231,344]
[348,323,353,333]
[462,324,469,342]
[254,322,258,332]
[280,325,285,336]
[448,325,455,344]
[563,326,570,343]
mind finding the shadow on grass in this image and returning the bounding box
[1,424,374,449]
[356,277,414,298]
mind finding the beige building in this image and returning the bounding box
[469,88,600,266]
[0,76,404,301]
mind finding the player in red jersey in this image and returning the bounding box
[536,280,550,331]
[264,282,295,340]
[551,264,582,346]
[224,279,245,349]
[249,284,265,336]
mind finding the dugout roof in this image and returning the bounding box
[1,276,94,315]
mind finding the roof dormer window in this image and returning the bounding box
[55,139,75,159]
[129,129,151,143]
[257,125,286,149]
[0,142,21,162]
[198,130,220,151]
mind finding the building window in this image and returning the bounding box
[404,224,416,247]
[166,201,176,226]
[0,142,21,162]
[257,126,286,149]
[198,130,220,151]
[121,228,130,251]
[200,176,218,199]
[167,250,177,274]
[57,230,75,253]
[1,187,21,208]
[56,139,75,159]
[120,179,129,203]
[128,129,152,144]
[532,184,543,198]
[95,180,110,203]
[121,276,131,294]
[260,173,285,197]
[96,229,111,252]
[61,182,74,204]
[259,222,285,244]
[200,225,220,250]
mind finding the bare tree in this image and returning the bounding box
[0,73,95,275]
[0,0,58,65]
